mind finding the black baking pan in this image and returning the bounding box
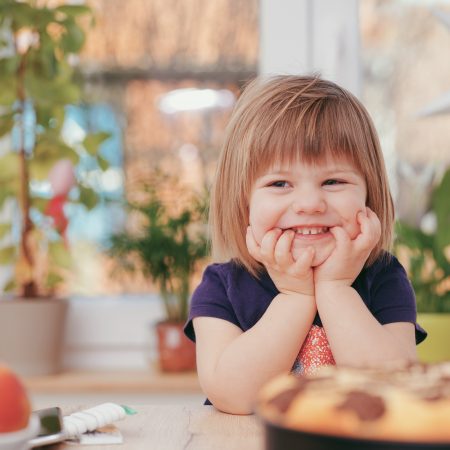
[263,420,450,450]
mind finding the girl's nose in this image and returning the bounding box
[291,191,326,214]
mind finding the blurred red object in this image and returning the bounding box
[0,364,31,433]
[45,195,69,236]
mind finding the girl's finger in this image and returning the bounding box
[329,226,350,250]
[291,246,315,276]
[259,228,282,264]
[274,229,295,266]
[366,207,382,235]
[354,209,381,251]
[246,226,262,261]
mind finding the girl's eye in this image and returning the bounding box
[269,180,290,188]
[323,179,344,186]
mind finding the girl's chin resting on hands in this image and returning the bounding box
[291,230,336,267]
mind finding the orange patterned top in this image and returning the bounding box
[291,325,336,375]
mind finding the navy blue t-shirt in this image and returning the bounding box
[184,253,427,344]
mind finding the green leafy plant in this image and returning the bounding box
[109,174,209,322]
[395,166,450,313]
[0,1,110,297]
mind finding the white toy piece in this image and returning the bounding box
[63,403,133,438]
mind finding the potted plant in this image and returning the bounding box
[0,1,110,375]
[395,165,450,362]
[109,173,209,372]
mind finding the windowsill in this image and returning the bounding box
[24,367,201,394]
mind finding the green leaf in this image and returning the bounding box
[35,104,66,130]
[0,112,15,137]
[5,2,36,30]
[48,241,72,270]
[0,224,11,240]
[33,34,59,79]
[0,176,19,206]
[0,190,13,209]
[433,168,450,251]
[25,71,80,107]
[60,22,85,53]
[45,271,64,289]
[0,152,20,182]
[0,78,17,105]
[0,0,16,14]
[78,185,98,210]
[2,278,16,293]
[35,139,76,160]
[395,221,433,251]
[0,246,16,264]
[31,133,78,179]
[82,132,111,156]
[55,5,92,17]
[98,155,110,171]
[29,160,56,181]
[0,56,21,77]
[31,197,48,214]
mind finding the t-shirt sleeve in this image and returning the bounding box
[370,257,427,344]
[184,264,240,342]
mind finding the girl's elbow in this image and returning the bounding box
[210,397,254,415]
[203,387,255,415]
[199,375,255,415]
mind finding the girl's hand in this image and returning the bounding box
[314,207,381,288]
[246,226,315,296]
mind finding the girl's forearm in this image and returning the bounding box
[205,293,316,414]
[315,284,415,367]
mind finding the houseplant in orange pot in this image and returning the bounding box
[0,1,110,375]
[395,166,450,362]
[109,174,209,372]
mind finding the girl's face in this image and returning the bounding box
[248,156,367,267]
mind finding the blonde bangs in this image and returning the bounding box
[247,96,370,180]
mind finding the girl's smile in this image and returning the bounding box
[248,156,367,267]
[290,225,334,264]
[289,225,333,247]
[290,226,330,237]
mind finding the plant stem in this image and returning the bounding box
[17,50,37,298]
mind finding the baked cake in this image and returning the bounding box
[257,362,450,444]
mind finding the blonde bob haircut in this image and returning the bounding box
[210,75,394,277]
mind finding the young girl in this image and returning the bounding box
[184,75,426,415]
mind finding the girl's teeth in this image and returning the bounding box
[294,227,329,235]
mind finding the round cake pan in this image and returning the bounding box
[263,420,450,450]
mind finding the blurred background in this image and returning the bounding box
[0,0,449,408]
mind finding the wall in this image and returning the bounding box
[62,294,166,370]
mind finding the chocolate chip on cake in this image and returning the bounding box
[336,390,386,421]
[268,385,305,413]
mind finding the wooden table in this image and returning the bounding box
[58,405,265,450]
[25,369,201,394]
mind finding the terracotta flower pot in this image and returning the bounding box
[156,321,196,372]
